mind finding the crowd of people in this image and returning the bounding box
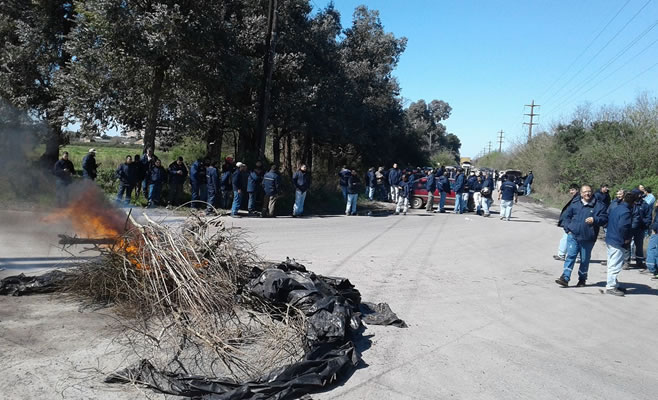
[553,183,658,296]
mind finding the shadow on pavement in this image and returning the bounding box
[592,280,658,296]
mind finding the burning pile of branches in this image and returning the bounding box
[47,190,307,380]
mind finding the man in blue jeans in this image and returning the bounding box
[498,175,518,221]
[453,168,465,214]
[437,171,451,213]
[555,185,608,287]
[524,170,534,195]
[231,162,247,217]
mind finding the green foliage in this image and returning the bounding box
[431,150,459,167]
[168,137,208,165]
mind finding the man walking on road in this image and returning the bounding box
[395,174,411,215]
[555,185,608,287]
[604,191,634,296]
[553,183,580,261]
[498,175,518,221]
[292,164,310,217]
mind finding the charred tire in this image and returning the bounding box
[411,197,423,209]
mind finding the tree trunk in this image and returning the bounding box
[143,64,166,152]
[303,129,313,171]
[284,131,292,177]
[41,123,61,167]
[206,122,223,160]
[272,129,281,168]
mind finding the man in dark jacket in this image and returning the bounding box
[594,184,611,209]
[53,151,75,207]
[388,163,401,203]
[220,165,232,210]
[608,188,625,214]
[133,154,146,199]
[262,165,281,217]
[338,166,351,201]
[453,168,465,214]
[168,157,188,207]
[247,164,263,215]
[116,155,137,205]
[481,173,495,217]
[189,158,208,209]
[395,174,412,215]
[466,172,478,212]
[147,159,166,207]
[524,171,534,195]
[425,169,436,213]
[292,164,310,217]
[437,172,451,213]
[205,161,219,215]
[345,169,361,216]
[555,185,608,287]
[626,188,652,269]
[141,147,159,194]
[231,162,247,217]
[553,184,581,260]
[81,149,99,180]
[498,175,518,221]
[366,167,376,201]
[604,192,635,296]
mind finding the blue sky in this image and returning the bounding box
[321,0,658,157]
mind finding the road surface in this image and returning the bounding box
[1,200,658,399]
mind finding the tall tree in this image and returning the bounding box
[0,0,75,163]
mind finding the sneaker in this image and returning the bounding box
[500,217,505,220]
[575,280,586,287]
[622,262,632,270]
[555,276,569,287]
[483,213,490,217]
[394,212,399,215]
[553,255,565,261]
[604,288,625,297]
[403,212,407,215]
[505,218,510,221]
[345,212,350,216]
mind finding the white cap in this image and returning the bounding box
[88,148,96,153]
[235,162,244,167]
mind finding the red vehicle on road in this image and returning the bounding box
[410,177,457,209]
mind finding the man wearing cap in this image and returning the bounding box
[82,148,99,180]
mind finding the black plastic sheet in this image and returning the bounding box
[0,270,70,296]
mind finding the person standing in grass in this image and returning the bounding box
[116,155,137,206]
[82,148,99,180]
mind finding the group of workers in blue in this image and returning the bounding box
[552,182,658,296]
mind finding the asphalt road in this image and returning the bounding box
[2,200,658,399]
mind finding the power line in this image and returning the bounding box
[592,60,658,104]
[538,0,632,100]
[542,0,653,106]
[497,130,504,152]
[544,35,658,118]
[546,19,658,115]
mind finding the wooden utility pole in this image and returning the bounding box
[256,0,279,160]
[523,100,540,140]
[497,130,504,152]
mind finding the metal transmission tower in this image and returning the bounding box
[523,100,540,140]
[497,130,504,152]
[488,141,492,154]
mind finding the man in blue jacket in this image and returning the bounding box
[604,191,635,296]
[594,184,611,209]
[205,161,219,215]
[116,155,138,205]
[425,169,436,212]
[437,171,451,213]
[524,170,534,195]
[168,157,188,207]
[262,165,281,217]
[219,165,232,210]
[247,164,263,215]
[553,184,580,261]
[231,162,247,217]
[338,166,351,201]
[366,167,376,201]
[453,168,465,214]
[388,163,401,203]
[625,188,652,269]
[190,158,208,209]
[481,173,495,217]
[395,174,412,215]
[555,185,608,287]
[53,152,75,207]
[292,164,310,217]
[498,175,518,221]
[147,159,166,208]
[81,149,99,180]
